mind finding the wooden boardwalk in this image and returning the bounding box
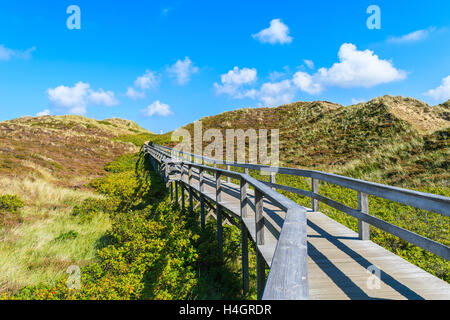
[178,167,450,300]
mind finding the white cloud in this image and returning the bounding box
[257,80,296,107]
[252,19,292,45]
[424,75,450,101]
[142,100,173,117]
[293,43,406,94]
[126,87,146,100]
[167,57,198,85]
[88,89,118,106]
[387,27,435,43]
[214,66,257,98]
[36,109,51,116]
[0,44,36,61]
[292,71,323,94]
[304,59,314,69]
[47,82,119,115]
[134,70,160,90]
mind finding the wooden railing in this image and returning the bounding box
[143,143,450,300]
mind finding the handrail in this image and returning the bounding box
[144,143,310,299]
[151,143,449,217]
[144,142,450,299]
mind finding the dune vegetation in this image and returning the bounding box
[0,95,448,299]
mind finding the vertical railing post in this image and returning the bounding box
[227,165,231,183]
[170,181,173,202]
[312,178,319,212]
[216,171,223,258]
[199,168,205,229]
[175,180,179,206]
[240,176,249,294]
[270,170,276,190]
[358,192,370,240]
[181,163,185,211]
[188,164,193,213]
[255,188,265,300]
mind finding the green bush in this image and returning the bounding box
[0,194,25,213]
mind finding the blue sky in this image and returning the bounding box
[1,0,450,132]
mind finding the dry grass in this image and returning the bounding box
[0,176,110,292]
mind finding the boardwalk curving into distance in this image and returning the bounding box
[144,143,450,300]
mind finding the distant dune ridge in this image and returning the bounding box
[0,115,152,186]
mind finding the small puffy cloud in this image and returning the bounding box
[214,66,257,98]
[292,71,323,94]
[88,89,118,106]
[168,57,199,85]
[387,27,435,44]
[424,75,450,101]
[303,59,314,69]
[134,70,160,90]
[293,43,406,94]
[47,82,118,115]
[252,19,292,45]
[258,79,296,107]
[36,109,51,116]
[126,87,146,100]
[0,44,36,61]
[142,100,173,117]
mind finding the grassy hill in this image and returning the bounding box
[150,95,450,281]
[157,95,449,188]
[0,95,448,295]
[0,115,153,292]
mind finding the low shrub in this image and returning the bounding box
[0,194,25,213]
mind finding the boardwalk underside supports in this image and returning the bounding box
[241,224,249,295]
[256,249,266,300]
[216,172,223,258]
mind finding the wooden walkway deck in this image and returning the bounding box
[178,168,450,300]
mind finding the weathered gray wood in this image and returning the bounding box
[175,181,179,205]
[358,192,370,240]
[255,189,265,246]
[240,176,248,218]
[312,178,319,212]
[189,165,193,213]
[216,172,223,256]
[256,249,266,300]
[170,181,173,202]
[270,171,276,191]
[200,168,205,229]
[144,143,450,301]
[153,144,449,216]
[227,165,231,183]
[263,207,309,300]
[241,225,249,294]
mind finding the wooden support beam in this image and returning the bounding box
[241,224,249,295]
[181,183,185,211]
[175,181,179,206]
[270,171,276,191]
[216,171,223,257]
[312,178,319,212]
[358,191,370,240]
[240,176,248,218]
[188,165,193,213]
[200,168,205,229]
[227,165,231,183]
[256,249,266,300]
[170,181,173,202]
[255,189,265,245]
